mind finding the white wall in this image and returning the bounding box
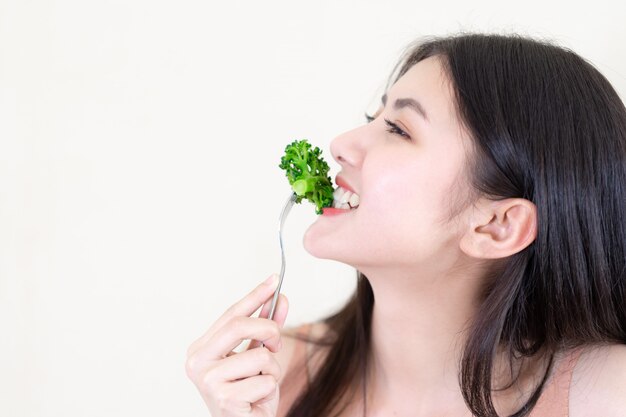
[1,1,624,416]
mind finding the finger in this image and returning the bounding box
[187,274,279,357]
[212,346,282,382]
[222,374,279,411]
[259,293,289,325]
[190,315,282,368]
[248,293,289,351]
[228,274,281,319]
[186,323,281,384]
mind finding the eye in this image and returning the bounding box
[384,118,411,140]
[364,113,375,123]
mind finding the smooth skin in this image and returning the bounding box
[302,56,626,416]
[185,274,289,417]
[302,55,540,416]
[187,56,626,416]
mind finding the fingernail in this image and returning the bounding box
[264,274,277,286]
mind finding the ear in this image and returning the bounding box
[459,198,537,259]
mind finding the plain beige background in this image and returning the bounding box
[1,1,625,416]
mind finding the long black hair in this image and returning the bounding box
[283,33,626,417]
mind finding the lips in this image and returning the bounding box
[335,176,357,194]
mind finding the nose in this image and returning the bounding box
[330,125,368,169]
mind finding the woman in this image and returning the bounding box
[185,33,626,417]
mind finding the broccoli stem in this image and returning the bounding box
[291,177,321,196]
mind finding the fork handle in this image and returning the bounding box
[267,193,297,321]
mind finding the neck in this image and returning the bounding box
[358,258,486,416]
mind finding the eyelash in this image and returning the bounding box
[364,113,411,140]
[384,118,411,140]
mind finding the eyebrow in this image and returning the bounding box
[381,93,429,122]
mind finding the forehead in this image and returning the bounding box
[389,57,459,126]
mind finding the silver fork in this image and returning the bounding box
[268,192,297,320]
[261,192,297,350]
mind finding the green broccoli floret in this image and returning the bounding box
[279,139,334,214]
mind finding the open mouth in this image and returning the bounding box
[332,186,360,210]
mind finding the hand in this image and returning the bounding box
[185,274,289,417]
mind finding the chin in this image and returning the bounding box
[302,223,343,260]
[302,224,332,259]
[302,224,363,268]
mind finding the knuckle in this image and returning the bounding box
[185,342,198,359]
[270,320,281,338]
[184,355,198,380]
[254,346,273,363]
[215,391,233,412]
[261,319,281,343]
[201,372,218,393]
[261,374,278,393]
[262,375,277,390]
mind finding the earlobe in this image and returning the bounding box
[460,199,537,259]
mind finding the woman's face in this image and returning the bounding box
[303,56,475,271]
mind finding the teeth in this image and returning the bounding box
[340,190,352,204]
[332,186,360,210]
[348,193,360,208]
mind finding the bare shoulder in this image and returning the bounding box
[277,321,331,385]
[570,343,626,417]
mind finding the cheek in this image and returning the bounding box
[302,147,467,265]
[357,156,461,252]
[363,156,444,221]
